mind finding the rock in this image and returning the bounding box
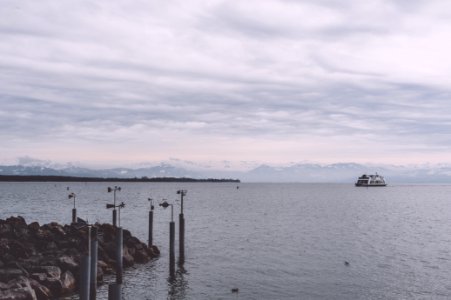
[0,286,37,300]
[44,277,62,297]
[27,222,40,233]
[57,256,78,273]
[126,245,136,257]
[30,273,48,283]
[1,276,37,300]
[0,224,12,239]
[125,236,141,249]
[150,245,160,256]
[96,266,104,282]
[122,229,132,240]
[97,260,113,275]
[0,216,158,299]
[5,216,27,228]
[31,266,61,280]
[12,227,30,240]
[1,254,15,265]
[48,224,66,238]
[0,268,27,282]
[104,242,116,260]
[28,279,52,300]
[98,224,115,242]
[60,271,76,295]
[4,263,28,279]
[8,240,32,259]
[134,249,150,264]
[122,247,134,268]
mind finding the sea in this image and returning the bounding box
[1,182,451,299]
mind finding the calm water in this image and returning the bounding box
[2,182,451,299]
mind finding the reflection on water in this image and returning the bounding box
[168,268,189,300]
[3,182,451,299]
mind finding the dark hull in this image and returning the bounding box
[355,183,386,187]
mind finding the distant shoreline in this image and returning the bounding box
[0,175,240,183]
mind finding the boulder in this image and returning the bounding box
[125,236,140,249]
[0,286,37,300]
[96,266,104,282]
[60,271,76,295]
[27,222,40,233]
[8,240,32,259]
[31,266,61,280]
[122,247,134,268]
[0,224,12,239]
[0,268,27,282]
[28,279,52,300]
[56,256,78,273]
[48,224,65,239]
[97,260,113,275]
[5,216,27,228]
[12,227,30,241]
[1,276,37,300]
[0,216,160,299]
[134,249,150,264]
[43,277,62,297]
[149,245,160,257]
[30,273,47,283]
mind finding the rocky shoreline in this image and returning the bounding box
[0,216,159,300]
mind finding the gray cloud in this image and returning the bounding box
[1,0,451,166]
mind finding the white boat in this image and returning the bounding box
[355,173,387,187]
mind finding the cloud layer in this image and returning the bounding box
[2,0,451,166]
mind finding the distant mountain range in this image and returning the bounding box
[2,161,451,183]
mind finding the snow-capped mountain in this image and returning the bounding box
[2,159,451,183]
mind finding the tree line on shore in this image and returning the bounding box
[0,175,240,183]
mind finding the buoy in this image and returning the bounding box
[344,261,350,266]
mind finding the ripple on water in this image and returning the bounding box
[3,182,451,299]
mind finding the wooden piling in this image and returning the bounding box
[179,213,185,264]
[112,209,117,227]
[72,208,76,224]
[169,221,175,277]
[148,210,153,247]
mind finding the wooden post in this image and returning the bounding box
[179,213,185,264]
[169,221,175,278]
[148,210,153,247]
[112,209,117,227]
[72,208,77,224]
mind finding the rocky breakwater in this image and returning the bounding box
[0,216,160,300]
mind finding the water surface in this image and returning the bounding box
[1,182,451,299]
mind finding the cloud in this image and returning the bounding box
[1,0,451,166]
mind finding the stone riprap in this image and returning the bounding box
[0,216,159,300]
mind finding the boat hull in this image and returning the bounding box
[355,183,387,187]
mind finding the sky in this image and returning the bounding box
[1,0,451,168]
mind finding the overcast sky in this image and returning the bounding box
[1,0,451,168]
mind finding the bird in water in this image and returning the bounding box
[344,261,350,266]
[231,288,239,293]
